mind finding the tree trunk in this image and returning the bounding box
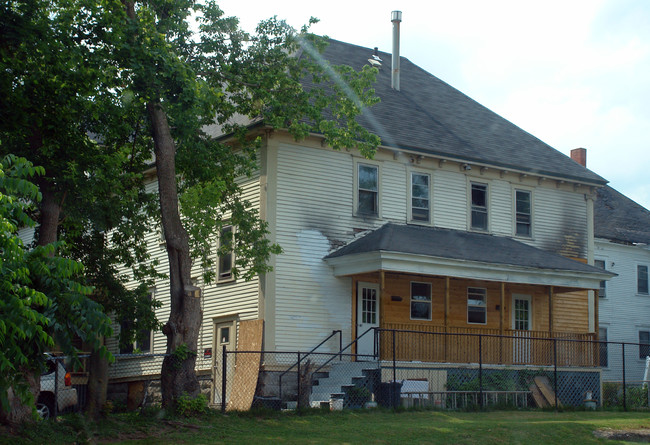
[37,179,61,247]
[148,102,202,409]
[85,338,108,420]
[0,368,39,425]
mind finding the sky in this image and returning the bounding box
[216,0,650,209]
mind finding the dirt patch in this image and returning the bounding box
[594,429,650,442]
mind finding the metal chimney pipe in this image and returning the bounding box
[391,10,402,91]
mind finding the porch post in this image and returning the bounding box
[444,277,450,361]
[500,282,505,364]
[548,286,554,333]
[499,283,505,335]
[380,270,386,328]
[444,277,450,328]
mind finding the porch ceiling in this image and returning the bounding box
[324,223,614,289]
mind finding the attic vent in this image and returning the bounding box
[368,47,382,67]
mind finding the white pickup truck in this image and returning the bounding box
[37,355,78,419]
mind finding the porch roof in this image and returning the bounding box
[324,223,614,289]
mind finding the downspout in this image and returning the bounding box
[391,11,402,91]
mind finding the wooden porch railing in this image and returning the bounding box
[380,323,598,367]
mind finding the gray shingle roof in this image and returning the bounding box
[316,39,607,185]
[325,223,606,275]
[595,186,650,245]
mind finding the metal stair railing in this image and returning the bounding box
[311,327,377,380]
[278,330,342,402]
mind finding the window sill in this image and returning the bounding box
[354,212,381,220]
[217,277,236,285]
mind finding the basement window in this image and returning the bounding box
[639,331,650,359]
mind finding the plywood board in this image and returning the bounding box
[534,376,562,407]
[529,383,548,408]
[227,319,264,411]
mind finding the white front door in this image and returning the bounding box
[213,318,236,406]
[512,294,532,363]
[357,282,379,359]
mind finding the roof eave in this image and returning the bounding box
[324,250,612,289]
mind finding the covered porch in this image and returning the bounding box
[324,223,613,367]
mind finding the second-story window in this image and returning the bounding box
[639,265,649,295]
[411,172,430,222]
[471,183,488,231]
[595,259,607,298]
[515,189,532,237]
[358,164,378,216]
[218,225,234,282]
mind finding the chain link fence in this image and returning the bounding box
[41,330,650,417]
[218,329,650,412]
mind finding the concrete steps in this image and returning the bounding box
[309,361,378,407]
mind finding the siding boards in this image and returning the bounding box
[533,187,587,258]
[432,170,467,229]
[596,239,650,380]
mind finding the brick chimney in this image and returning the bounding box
[570,148,587,167]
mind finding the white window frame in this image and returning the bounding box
[217,225,235,283]
[467,287,487,325]
[598,326,608,368]
[354,158,382,218]
[594,259,607,298]
[637,264,649,295]
[639,330,650,360]
[513,188,533,238]
[469,181,489,232]
[410,281,432,321]
[408,169,432,224]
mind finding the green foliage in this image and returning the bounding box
[107,0,380,284]
[603,383,649,409]
[0,0,162,357]
[0,155,112,412]
[175,393,209,417]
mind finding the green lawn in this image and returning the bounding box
[4,409,650,444]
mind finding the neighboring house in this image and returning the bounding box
[110,27,614,404]
[587,166,650,382]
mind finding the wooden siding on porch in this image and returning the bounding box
[381,323,597,367]
[372,273,589,334]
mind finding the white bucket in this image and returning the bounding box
[330,398,343,411]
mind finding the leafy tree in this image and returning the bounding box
[112,0,380,408]
[0,154,113,424]
[0,0,161,420]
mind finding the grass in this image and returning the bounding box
[3,408,650,444]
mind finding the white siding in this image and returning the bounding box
[596,240,650,381]
[490,179,512,236]
[432,169,467,229]
[114,165,263,369]
[273,143,358,351]
[532,187,588,258]
[270,139,593,352]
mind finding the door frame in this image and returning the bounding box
[511,294,533,331]
[356,281,380,359]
